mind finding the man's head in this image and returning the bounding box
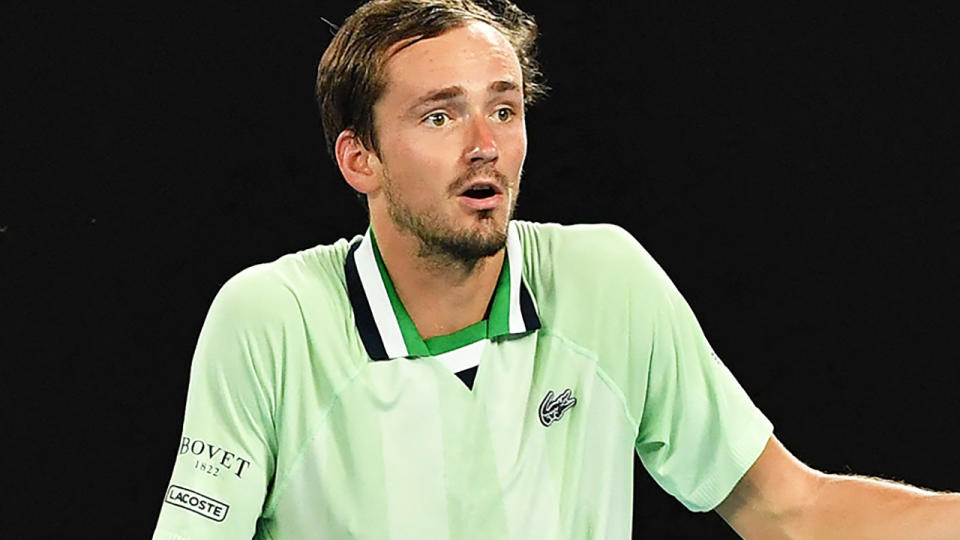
[317,0,545,160]
[316,0,546,267]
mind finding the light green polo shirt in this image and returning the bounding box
[153,220,773,539]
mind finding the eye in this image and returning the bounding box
[493,107,515,122]
[424,112,450,127]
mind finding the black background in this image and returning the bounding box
[4,0,959,537]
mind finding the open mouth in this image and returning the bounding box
[458,178,504,200]
[461,185,499,199]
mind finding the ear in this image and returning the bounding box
[335,130,381,194]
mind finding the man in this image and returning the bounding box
[153,0,960,538]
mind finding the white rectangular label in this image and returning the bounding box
[165,484,229,522]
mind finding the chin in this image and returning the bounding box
[466,213,507,237]
[440,218,507,261]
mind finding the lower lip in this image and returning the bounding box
[458,193,504,211]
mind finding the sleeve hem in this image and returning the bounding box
[688,415,774,512]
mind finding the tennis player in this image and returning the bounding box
[153,0,960,538]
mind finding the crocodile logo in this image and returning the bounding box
[538,388,577,427]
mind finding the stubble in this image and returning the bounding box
[382,165,518,273]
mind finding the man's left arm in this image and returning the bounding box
[716,435,960,539]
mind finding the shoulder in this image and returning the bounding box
[514,221,674,299]
[205,237,356,330]
[515,220,656,266]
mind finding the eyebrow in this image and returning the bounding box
[490,80,519,94]
[408,80,521,112]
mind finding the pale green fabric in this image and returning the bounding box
[153,221,773,539]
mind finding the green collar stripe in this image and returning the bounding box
[424,319,488,356]
[346,223,541,360]
[368,228,515,358]
[368,231,430,357]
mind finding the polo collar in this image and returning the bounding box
[344,221,541,360]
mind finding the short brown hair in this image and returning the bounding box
[316,0,547,160]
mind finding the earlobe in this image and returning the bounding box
[335,130,380,194]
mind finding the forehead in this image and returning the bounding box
[381,21,522,100]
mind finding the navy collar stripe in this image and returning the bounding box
[345,241,388,360]
[519,280,541,331]
[345,223,541,360]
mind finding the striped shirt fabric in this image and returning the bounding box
[153,220,773,539]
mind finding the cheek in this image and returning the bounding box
[396,146,451,186]
[384,134,457,197]
[503,129,527,174]
[385,132,437,174]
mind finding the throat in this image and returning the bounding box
[393,252,506,341]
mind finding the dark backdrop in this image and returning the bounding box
[4,0,959,537]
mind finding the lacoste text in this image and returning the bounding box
[165,485,229,522]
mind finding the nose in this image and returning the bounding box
[463,115,498,165]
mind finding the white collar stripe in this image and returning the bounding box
[506,222,527,334]
[346,222,540,361]
[433,341,486,374]
[355,229,408,358]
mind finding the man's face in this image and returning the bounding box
[370,21,527,264]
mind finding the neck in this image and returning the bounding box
[370,214,505,340]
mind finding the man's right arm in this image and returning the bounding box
[153,268,286,539]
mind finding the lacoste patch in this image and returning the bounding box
[165,484,229,522]
[539,388,577,427]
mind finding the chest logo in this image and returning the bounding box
[539,388,577,427]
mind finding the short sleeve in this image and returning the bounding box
[153,268,287,539]
[634,278,773,512]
